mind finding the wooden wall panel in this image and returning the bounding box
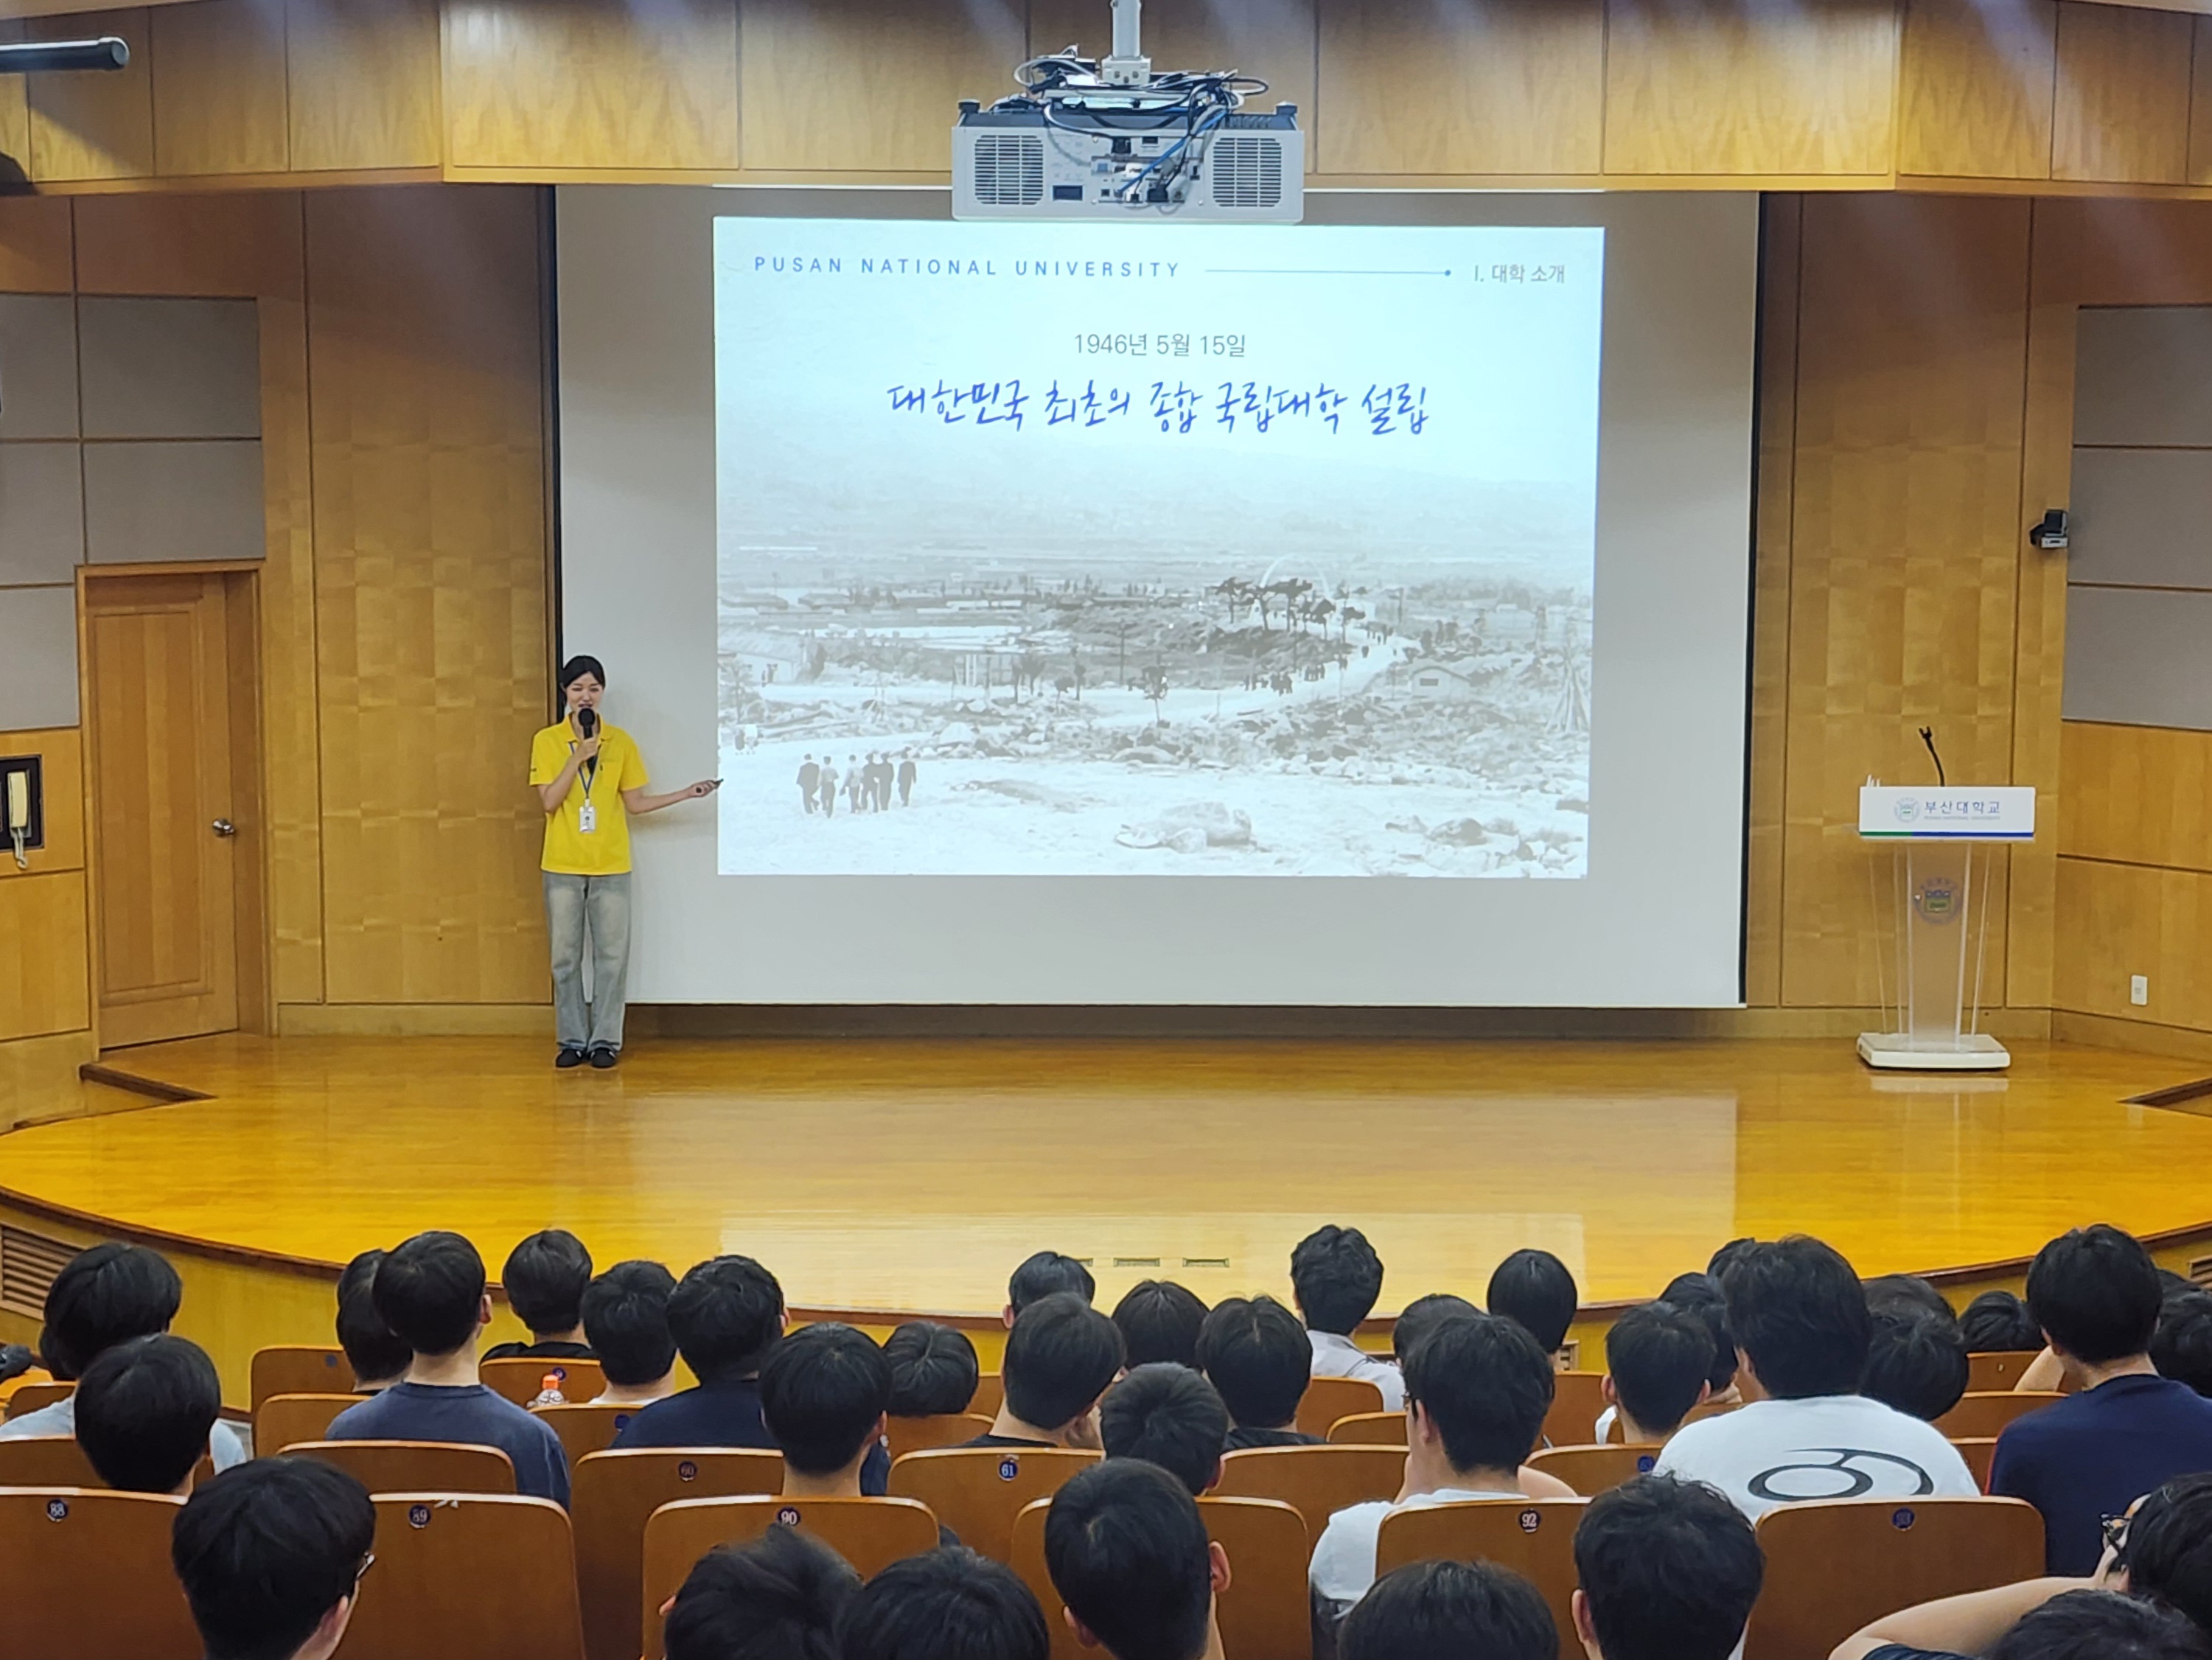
[2051,1,2192,181]
[0,195,73,291]
[150,0,288,175]
[2054,859,2212,1024]
[73,187,302,296]
[1316,0,1603,176]
[2062,722,2212,870]
[1602,0,1897,177]
[2194,17,2212,184]
[304,186,550,1005]
[1780,195,2032,1008]
[26,6,152,181]
[445,0,737,171]
[1897,0,2058,180]
[0,872,91,1040]
[0,18,27,175]
[284,0,438,172]
[2071,196,2212,301]
[740,0,1020,172]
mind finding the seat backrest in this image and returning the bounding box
[1214,1444,1405,1533]
[641,1499,941,1659]
[1375,1498,1588,1659]
[1326,1411,1405,1446]
[1935,1391,2063,1440]
[971,1373,1005,1418]
[1744,1496,2045,1660]
[887,1412,997,1460]
[334,1493,585,1660]
[571,1448,784,1660]
[251,1345,351,1412]
[258,1392,362,1453]
[1967,1350,2037,1392]
[0,1488,196,1659]
[0,1437,101,1488]
[1951,1436,1997,1493]
[4,1380,72,1420]
[289,1440,517,1495]
[888,1447,1098,1561]
[1296,1375,1384,1437]
[481,1356,607,1407]
[1527,1443,1659,1496]
[1010,1493,1311,1660]
[1542,1372,1608,1448]
[535,1402,648,1471]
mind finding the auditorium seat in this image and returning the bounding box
[1967,1350,2037,1392]
[1742,1496,2044,1660]
[1375,1497,1587,1653]
[257,1392,361,1453]
[1326,1410,1406,1445]
[288,1439,517,1495]
[1294,1374,1385,1437]
[571,1448,784,1660]
[888,1445,1098,1560]
[0,1437,214,1490]
[641,1499,940,1659]
[1951,1435,1998,1493]
[1542,1371,1608,1448]
[886,1411,996,1458]
[481,1356,604,1407]
[251,1345,350,1412]
[0,1487,196,1659]
[335,1492,585,1660]
[4,1380,71,1420]
[971,1373,1005,1419]
[536,1401,649,1468]
[1011,1493,1310,1660]
[1527,1442,1658,1495]
[1935,1391,2063,1440]
[1214,1444,1404,1533]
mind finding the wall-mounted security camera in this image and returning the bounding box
[0,38,130,74]
[2028,509,2069,551]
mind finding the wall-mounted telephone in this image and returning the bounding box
[1,756,43,871]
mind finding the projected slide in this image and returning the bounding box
[714,218,1602,878]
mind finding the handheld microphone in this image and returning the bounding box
[576,708,598,741]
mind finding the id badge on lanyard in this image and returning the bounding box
[576,748,599,834]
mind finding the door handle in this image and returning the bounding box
[211,818,235,837]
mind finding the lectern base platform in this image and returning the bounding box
[1857,1032,2011,1072]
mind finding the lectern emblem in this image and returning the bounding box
[1895,798,1919,822]
[1913,877,1958,924]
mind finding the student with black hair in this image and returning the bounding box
[1863,1307,1971,1422]
[2157,1291,2212,1398]
[661,1524,856,1660]
[1339,1560,1557,1660]
[1598,1302,1714,1445]
[1709,1238,1758,1280]
[172,1459,377,1660]
[1046,1459,1230,1660]
[1865,1273,1956,1324]
[531,653,719,1070]
[1310,1312,1555,1622]
[759,1322,891,1496]
[838,1547,1051,1660]
[1112,1280,1210,1370]
[1289,1225,1402,1409]
[335,1249,409,1394]
[968,1292,1123,1449]
[582,1259,680,1407]
[74,1333,221,1495]
[1655,1235,1975,1522]
[885,1321,980,1417]
[1661,1272,1742,1400]
[1837,1589,2212,1660]
[0,1241,246,1469]
[1004,1252,1096,1327]
[1100,1364,1229,1496]
[484,1228,596,1361]
[1962,1289,2045,1354]
[1993,1224,2212,1574]
[1194,1294,1319,1450]
[1571,1474,1763,1660]
[1489,1248,1580,1362]
[325,1230,570,1504]
[1391,1292,1480,1367]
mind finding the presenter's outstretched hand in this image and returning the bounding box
[684,779,722,799]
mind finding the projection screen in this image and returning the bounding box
[555,186,1758,1006]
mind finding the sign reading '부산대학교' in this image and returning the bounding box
[1857,786,2036,841]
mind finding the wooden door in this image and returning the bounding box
[85,573,240,1046]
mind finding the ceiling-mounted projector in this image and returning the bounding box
[953,0,1302,223]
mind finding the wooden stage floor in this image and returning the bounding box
[6,1034,2212,1326]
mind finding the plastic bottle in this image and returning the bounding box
[528,1370,567,1408]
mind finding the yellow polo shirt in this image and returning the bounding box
[530,720,648,876]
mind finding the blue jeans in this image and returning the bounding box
[543,872,631,1052]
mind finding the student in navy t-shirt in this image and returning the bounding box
[1992,1225,2212,1574]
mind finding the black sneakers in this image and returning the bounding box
[555,1046,587,1069]
[589,1046,618,1070]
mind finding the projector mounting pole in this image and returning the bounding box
[0,37,130,74]
[1101,0,1151,87]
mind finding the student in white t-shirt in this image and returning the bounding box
[1291,1224,1405,1410]
[1654,1235,1977,1523]
[1309,1312,1558,1626]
